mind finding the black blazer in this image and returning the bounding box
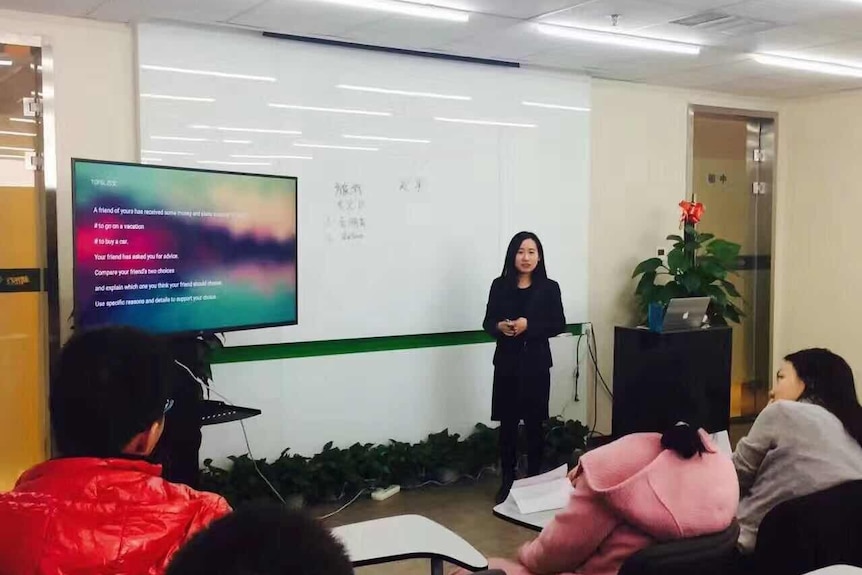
[482,277,566,373]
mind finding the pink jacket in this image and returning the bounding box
[490,431,738,575]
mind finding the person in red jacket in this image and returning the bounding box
[0,326,231,575]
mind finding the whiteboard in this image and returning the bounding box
[137,23,590,344]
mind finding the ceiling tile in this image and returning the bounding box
[0,0,104,17]
[91,0,266,23]
[801,39,862,64]
[722,0,860,27]
[421,0,592,20]
[539,0,696,32]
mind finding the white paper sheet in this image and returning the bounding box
[710,430,732,457]
[509,464,574,514]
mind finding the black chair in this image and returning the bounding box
[618,520,740,575]
[753,480,862,575]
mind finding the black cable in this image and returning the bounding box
[574,333,584,402]
[587,326,613,399]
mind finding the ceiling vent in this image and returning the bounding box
[671,11,776,36]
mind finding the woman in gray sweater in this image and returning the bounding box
[733,348,862,553]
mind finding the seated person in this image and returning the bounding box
[0,326,231,574]
[475,423,738,575]
[166,502,354,575]
[734,348,862,554]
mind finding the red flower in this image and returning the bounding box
[679,200,704,225]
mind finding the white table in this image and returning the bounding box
[332,514,489,575]
[804,567,862,575]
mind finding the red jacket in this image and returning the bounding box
[0,457,231,575]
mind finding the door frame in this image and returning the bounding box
[687,104,779,420]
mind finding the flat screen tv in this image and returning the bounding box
[72,159,298,335]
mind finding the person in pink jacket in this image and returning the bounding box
[479,424,738,575]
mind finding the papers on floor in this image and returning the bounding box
[509,464,574,515]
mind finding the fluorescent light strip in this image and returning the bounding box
[0,130,35,137]
[0,146,34,152]
[9,117,36,124]
[343,134,430,144]
[522,101,591,112]
[141,64,276,82]
[141,93,215,103]
[337,84,471,101]
[190,125,302,135]
[141,158,164,162]
[0,154,24,160]
[0,60,12,67]
[223,139,252,144]
[269,103,392,117]
[231,154,313,160]
[141,149,195,156]
[536,23,701,55]
[151,136,210,142]
[307,0,469,22]
[752,53,862,78]
[294,143,379,151]
[198,160,272,166]
[434,117,537,128]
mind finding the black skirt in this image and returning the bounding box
[491,367,551,422]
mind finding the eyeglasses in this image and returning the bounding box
[163,398,175,415]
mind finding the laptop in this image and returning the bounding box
[660,297,711,332]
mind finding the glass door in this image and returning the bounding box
[0,42,48,489]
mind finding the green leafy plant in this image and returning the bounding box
[632,208,744,325]
[199,418,588,507]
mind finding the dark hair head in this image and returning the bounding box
[166,502,354,575]
[661,423,708,459]
[501,231,547,283]
[784,348,862,446]
[50,326,174,457]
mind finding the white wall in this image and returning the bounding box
[0,9,137,338]
[588,80,780,433]
[772,89,862,397]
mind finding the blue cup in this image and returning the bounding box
[648,302,665,333]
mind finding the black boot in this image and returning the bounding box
[495,471,515,505]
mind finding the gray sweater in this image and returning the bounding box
[733,400,862,552]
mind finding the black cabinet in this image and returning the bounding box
[612,326,732,437]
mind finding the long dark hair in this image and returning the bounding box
[500,231,548,285]
[661,423,708,459]
[785,348,862,446]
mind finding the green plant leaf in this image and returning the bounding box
[703,284,728,306]
[635,272,657,297]
[632,257,663,278]
[697,232,715,243]
[721,280,742,298]
[699,258,728,281]
[706,239,741,263]
[724,304,742,323]
[667,248,690,273]
[666,234,684,243]
[679,271,702,293]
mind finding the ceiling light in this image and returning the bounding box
[0,60,12,67]
[9,117,36,124]
[141,64,276,82]
[337,84,471,100]
[434,117,537,128]
[269,103,392,117]
[140,150,195,156]
[305,0,469,22]
[151,136,210,142]
[522,101,591,112]
[198,160,272,166]
[141,158,164,162]
[141,94,216,102]
[752,53,862,78]
[294,143,379,151]
[536,23,701,55]
[231,154,313,160]
[190,125,302,135]
[223,139,252,144]
[343,134,430,144]
[0,130,36,137]
[0,146,35,152]
[0,154,24,159]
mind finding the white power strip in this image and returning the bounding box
[371,485,401,501]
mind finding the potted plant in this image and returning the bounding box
[632,200,744,326]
